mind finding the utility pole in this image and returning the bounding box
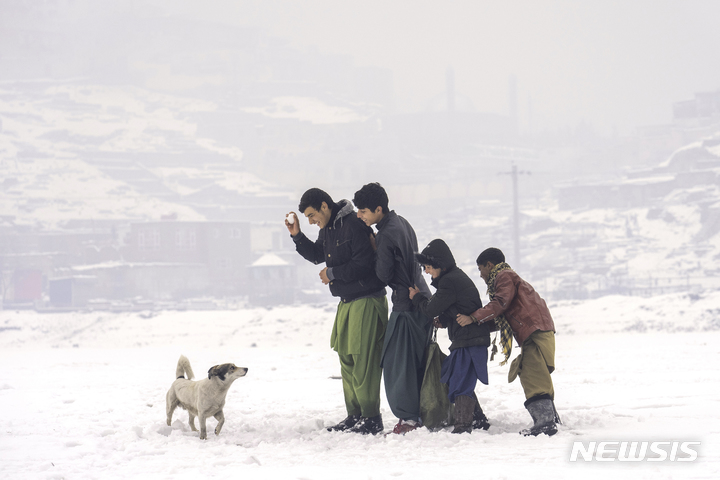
[512,164,520,268]
[501,162,530,270]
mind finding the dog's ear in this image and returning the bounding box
[208,364,228,381]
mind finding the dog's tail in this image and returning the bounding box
[175,355,195,380]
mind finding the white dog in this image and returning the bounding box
[166,355,248,440]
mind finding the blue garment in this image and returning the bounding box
[440,345,489,403]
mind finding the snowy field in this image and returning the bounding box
[1,292,719,480]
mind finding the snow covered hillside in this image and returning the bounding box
[1,292,718,479]
[3,80,720,305]
[0,81,276,228]
[440,138,720,302]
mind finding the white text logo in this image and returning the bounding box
[569,441,700,462]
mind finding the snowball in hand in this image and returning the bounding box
[286,214,295,225]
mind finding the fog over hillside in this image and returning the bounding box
[1,0,720,307]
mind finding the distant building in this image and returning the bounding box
[247,253,296,306]
[124,220,251,297]
[0,226,119,307]
[673,90,720,124]
[634,89,720,165]
[1,219,255,309]
[48,263,210,308]
[556,136,720,211]
[11,269,43,304]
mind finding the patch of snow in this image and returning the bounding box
[243,96,371,124]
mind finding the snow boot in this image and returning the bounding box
[349,414,383,435]
[520,395,558,437]
[451,395,474,434]
[471,393,490,430]
[327,414,360,432]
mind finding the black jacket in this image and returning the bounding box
[375,211,431,312]
[293,199,386,302]
[412,239,490,350]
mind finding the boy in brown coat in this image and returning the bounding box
[456,247,559,436]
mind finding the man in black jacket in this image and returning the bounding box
[353,182,432,435]
[286,188,388,435]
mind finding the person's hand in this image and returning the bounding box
[319,267,330,285]
[408,285,419,300]
[369,232,377,251]
[433,317,444,328]
[456,313,474,327]
[285,212,300,237]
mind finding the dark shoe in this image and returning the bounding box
[472,409,491,430]
[389,419,419,435]
[520,396,558,437]
[469,392,490,430]
[327,414,360,432]
[349,414,383,435]
[521,422,558,437]
[451,424,472,434]
[451,395,474,434]
[552,401,562,425]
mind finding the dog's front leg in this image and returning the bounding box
[198,415,208,440]
[214,410,225,436]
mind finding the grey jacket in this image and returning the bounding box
[375,211,431,312]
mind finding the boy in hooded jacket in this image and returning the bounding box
[409,239,491,434]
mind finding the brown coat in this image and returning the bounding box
[469,269,555,345]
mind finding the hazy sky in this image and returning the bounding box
[165,0,719,136]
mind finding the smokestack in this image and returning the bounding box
[508,74,518,134]
[446,67,455,113]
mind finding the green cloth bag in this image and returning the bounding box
[419,328,451,430]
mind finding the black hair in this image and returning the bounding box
[476,247,505,266]
[352,182,389,214]
[298,188,335,213]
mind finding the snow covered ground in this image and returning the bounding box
[1,292,719,479]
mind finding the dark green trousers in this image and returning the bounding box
[331,296,388,417]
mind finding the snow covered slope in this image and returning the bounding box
[0,82,275,227]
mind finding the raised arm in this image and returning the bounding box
[292,229,326,265]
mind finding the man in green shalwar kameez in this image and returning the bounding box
[286,188,388,435]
